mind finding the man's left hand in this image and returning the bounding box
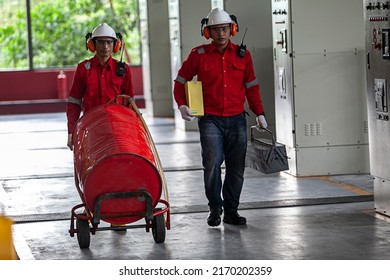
[256,115,267,129]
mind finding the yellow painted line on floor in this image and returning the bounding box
[318,176,372,196]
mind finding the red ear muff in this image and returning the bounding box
[229,15,239,36]
[113,40,121,53]
[200,18,210,39]
[87,39,95,52]
[203,26,210,39]
[231,23,237,36]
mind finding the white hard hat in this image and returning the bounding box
[206,8,232,26]
[91,23,117,39]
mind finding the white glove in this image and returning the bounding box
[178,105,195,121]
[256,115,268,129]
[67,134,73,151]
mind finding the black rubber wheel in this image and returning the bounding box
[152,214,166,243]
[76,217,90,249]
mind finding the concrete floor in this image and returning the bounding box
[1,112,390,260]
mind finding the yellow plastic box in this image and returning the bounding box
[185,81,204,116]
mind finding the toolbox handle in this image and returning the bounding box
[250,126,289,166]
[250,125,276,146]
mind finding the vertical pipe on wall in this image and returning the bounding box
[26,0,33,70]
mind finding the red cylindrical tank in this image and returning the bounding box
[57,70,68,99]
[72,103,162,224]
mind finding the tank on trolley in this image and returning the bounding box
[68,95,170,248]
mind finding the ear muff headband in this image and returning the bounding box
[85,32,122,53]
[113,32,123,53]
[202,24,237,39]
[201,18,209,39]
[200,15,239,39]
[85,32,94,52]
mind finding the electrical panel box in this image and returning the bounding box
[364,0,390,216]
[272,0,369,176]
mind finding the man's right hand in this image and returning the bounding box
[67,134,73,151]
[178,105,195,121]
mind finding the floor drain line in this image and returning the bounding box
[10,195,373,224]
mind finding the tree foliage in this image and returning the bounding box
[0,0,140,70]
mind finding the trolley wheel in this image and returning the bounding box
[76,216,90,249]
[152,213,166,243]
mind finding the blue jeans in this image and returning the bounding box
[198,113,247,214]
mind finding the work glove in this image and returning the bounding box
[256,115,268,129]
[67,134,73,151]
[178,105,195,121]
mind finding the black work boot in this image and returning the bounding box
[223,212,247,225]
[207,208,222,227]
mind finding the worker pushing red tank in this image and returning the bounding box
[69,96,170,248]
[66,23,169,249]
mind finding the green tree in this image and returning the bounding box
[0,0,140,70]
[0,9,28,68]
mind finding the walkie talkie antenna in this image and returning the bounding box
[116,42,126,76]
[240,27,248,45]
[120,42,125,62]
[237,27,248,58]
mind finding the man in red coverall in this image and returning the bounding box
[66,22,134,150]
[173,8,268,227]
